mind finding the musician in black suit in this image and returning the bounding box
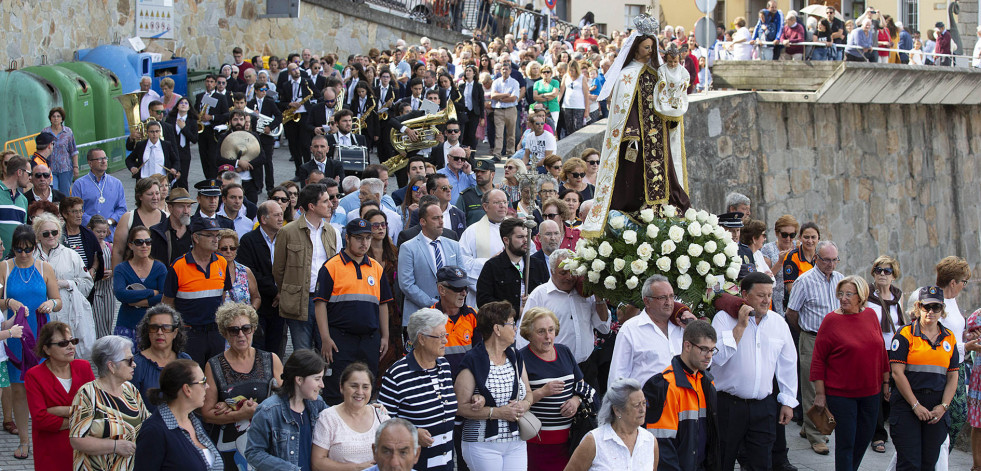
[374,69,404,109]
[125,120,180,182]
[164,99,198,190]
[326,109,368,159]
[276,55,310,89]
[277,63,319,171]
[459,65,484,149]
[237,200,285,355]
[295,134,345,185]
[194,75,230,180]
[307,87,338,139]
[127,100,177,151]
[346,82,378,155]
[380,99,431,187]
[216,109,269,203]
[309,61,329,93]
[247,84,283,192]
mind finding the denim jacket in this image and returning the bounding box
[245,393,328,471]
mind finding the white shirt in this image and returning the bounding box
[490,76,520,109]
[442,205,453,230]
[608,312,684,389]
[711,309,799,406]
[290,77,307,114]
[733,27,754,60]
[335,132,354,147]
[176,113,188,148]
[523,130,556,166]
[869,292,903,348]
[141,140,165,177]
[589,423,657,471]
[306,215,328,290]
[463,81,474,110]
[459,219,503,306]
[517,280,611,363]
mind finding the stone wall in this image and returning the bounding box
[557,91,981,308]
[2,0,468,70]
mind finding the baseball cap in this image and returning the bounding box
[35,132,56,148]
[437,266,469,288]
[189,216,221,234]
[346,218,372,236]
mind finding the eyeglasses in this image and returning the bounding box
[872,267,894,276]
[41,230,59,238]
[421,332,450,340]
[48,337,80,348]
[539,189,557,195]
[148,323,179,333]
[65,209,85,216]
[324,99,336,105]
[646,294,674,303]
[219,245,239,251]
[817,256,840,263]
[691,344,719,355]
[542,70,553,74]
[569,172,586,178]
[12,246,34,254]
[445,129,461,134]
[225,324,256,336]
[533,121,545,126]
[187,377,208,386]
[543,213,560,219]
[439,185,453,191]
[272,196,289,203]
[778,231,797,239]
[117,356,136,367]
[922,303,945,313]
[836,291,857,298]
[130,238,153,247]
[88,157,108,162]
[33,173,50,179]
[371,222,388,229]
[500,321,517,329]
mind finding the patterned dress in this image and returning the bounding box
[70,380,150,470]
[223,262,251,305]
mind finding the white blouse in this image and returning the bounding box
[588,423,657,471]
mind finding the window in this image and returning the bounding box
[901,0,918,33]
[625,5,645,31]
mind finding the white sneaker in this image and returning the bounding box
[274,141,280,149]
[482,138,488,144]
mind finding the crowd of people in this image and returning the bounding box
[0,7,975,471]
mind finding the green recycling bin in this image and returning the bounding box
[59,62,127,173]
[188,68,218,99]
[0,71,62,150]
[21,65,98,162]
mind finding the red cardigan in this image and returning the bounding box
[810,308,889,397]
[25,359,94,471]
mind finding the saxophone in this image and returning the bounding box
[282,84,314,123]
[197,103,210,133]
[352,97,376,135]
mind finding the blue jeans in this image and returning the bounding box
[285,297,322,353]
[52,170,74,195]
[826,394,879,471]
[811,47,832,61]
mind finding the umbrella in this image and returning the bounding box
[799,4,843,21]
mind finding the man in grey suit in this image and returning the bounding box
[397,197,463,344]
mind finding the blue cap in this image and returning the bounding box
[346,218,372,235]
[189,216,221,234]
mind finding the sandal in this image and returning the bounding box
[3,420,17,435]
[13,443,29,459]
[871,440,886,453]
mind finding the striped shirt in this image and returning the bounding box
[786,267,842,333]
[519,344,594,444]
[0,181,27,258]
[377,353,456,471]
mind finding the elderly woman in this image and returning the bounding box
[541,154,563,180]
[869,256,906,453]
[112,177,165,268]
[760,214,799,314]
[33,213,97,359]
[455,301,535,471]
[70,335,151,470]
[559,157,594,202]
[135,358,223,470]
[159,77,182,112]
[25,321,93,469]
[811,276,889,471]
[565,378,657,470]
[112,225,167,345]
[42,107,80,194]
[580,148,600,186]
[514,176,542,223]
[131,305,191,412]
[890,287,960,470]
[518,307,595,470]
[542,198,581,251]
[500,158,527,205]
[379,308,459,471]
[246,349,328,471]
[203,302,283,469]
[312,363,391,471]
[217,229,261,310]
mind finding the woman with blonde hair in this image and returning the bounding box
[500,158,526,205]
[560,59,589,137]
[159,77,182,112]
[559,157,594,201]
[580,148,600,185]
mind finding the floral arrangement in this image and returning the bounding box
[563,205,742,317]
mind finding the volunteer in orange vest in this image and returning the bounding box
[430,265,478,375]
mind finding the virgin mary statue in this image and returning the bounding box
[580,14,692,238]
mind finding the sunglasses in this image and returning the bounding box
[533,121,545,126]
[443,285,468,293]
[272,196,289,203]
[371,222,388,229]
[117,356,136,367]
[328,193,339,200]
[41,230,59,238]
[12,246,34,254]
[130,238,152,247]
[48,337,80,348]
[542,70,553,74]
[33,172,51,179]
[226,324,256,336]
[148,323,180,333]
[411,185,422,192]
[922,303,945,313]
[587,160,600,165]
[544,213,560,219]
[551,165,562,170]
[439,185,453,191]
[779,231,797,239]
[569,172,586,178]
[325,99,336,105]
[287,192,298,197]
[446,129,461,134]
[451,156,468,162]
[187,377,208,386]
[872,267,894,276]
[219,245,239,251]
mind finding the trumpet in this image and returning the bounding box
[282,84,314,123]
[335,88,346,113]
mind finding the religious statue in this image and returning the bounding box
[581,14,692,238]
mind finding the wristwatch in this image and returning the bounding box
[941,402,950,411]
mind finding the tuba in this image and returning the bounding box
[387,100,456,161]
[114,91,147,140]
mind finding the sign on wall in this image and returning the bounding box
[136,0,175,39]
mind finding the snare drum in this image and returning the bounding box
[337,145,368,174]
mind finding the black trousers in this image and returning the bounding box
[891,389,948,471]
[254,303,285,358]
[176,147,192,189]
[199,127,220,180]
[258,134,276,190]
[185,323,225,369]
[873,394,891,442]
[462,111,479,149]
[321,326,380,406]
[283,114,311,170]
[718,391,778,471]
[242,179,261,206]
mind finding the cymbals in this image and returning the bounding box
[220,131,260,163]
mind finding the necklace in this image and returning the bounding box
[90,172,108,204]
[17,264,34,284]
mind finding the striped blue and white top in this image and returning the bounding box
[519,343,595,442]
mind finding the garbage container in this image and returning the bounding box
[150,58,188,98]
[58,62,127,173]
[21,66,98,153]
[76,44,153,93]
[187,68,218,99]
[0,70,63,151]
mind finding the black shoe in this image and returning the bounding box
[773,462,798,471]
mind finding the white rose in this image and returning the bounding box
[713,226,727,240]
[677,274,692,290]
[723,243,739,257]
[588,271,601,283]
[722,231,734,243]
[684,208,698,221]
[668,226,685,243]
[707,214,719,226]
[696,210,710,223]
[574,266,588,276]
[640,208,655,223]
[661,240,677,255]
[626,276,639,289]
[582,247,597,261]
[646,224,659,239]
[696,260,711,276]
[598,242,613,258]
[613,258,626,271]
[706,274,720,287]
[676,255,691,274]
[591,259,606,272]
[630,259,649,275]
[609,216,625,230]
[623,230,638,245]
[562,259,579,271]
[687,221,702,237]
[575,238,589,252]
[604,276,618,289]
[656,256,672,272]
[688,243,703,258]
[662,205,677,218]
[713,253,728,267]
[726,266,740,280]
[704,240,718,253]
[636,243,654,261]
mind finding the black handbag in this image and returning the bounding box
[568,397,598,454]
